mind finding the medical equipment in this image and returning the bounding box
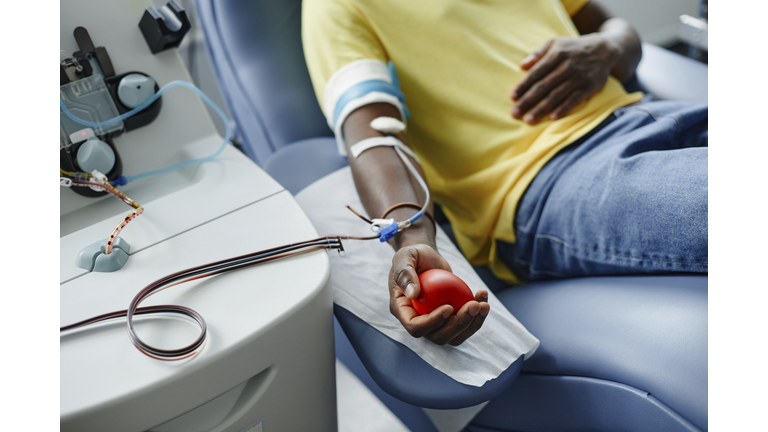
[61,73,230,271]
[60,26,161,196]
[61,169,143,255]
[61,84,422,357]
[60,22,235,272]
[60,13,430,361]
[61,3,343,430]
[59,166,432,360]
[61,228,382,360]
[61,78,230,186]
[138,0,191,54]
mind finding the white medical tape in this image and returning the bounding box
[349,136,419,162]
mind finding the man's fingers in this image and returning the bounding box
[522,78,578,125]
[390,245,453,300]
[401,303,454,338]
[448,291,490,346]
[550,89,590,120]
[511,60,569,119]
[519,39,553,71]
[394,287,491,345]
[449,302,490,346]
[411,246,453,274]
[424,301,482,345]
[511,45,561,102]
[391,287,453,338]
[474,289,489,303]
[391,250,422,299]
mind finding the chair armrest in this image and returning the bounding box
[623,43,708,103]
[334,304,524,409]
[262,137,348,195]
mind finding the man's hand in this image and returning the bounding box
[388,244,490,346]
[510,34,620,125]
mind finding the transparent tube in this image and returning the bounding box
[393,146,429,225]
[59,80,231,185]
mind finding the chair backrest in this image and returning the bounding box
[195,0,333,166]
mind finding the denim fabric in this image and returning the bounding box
[497,99,708,281]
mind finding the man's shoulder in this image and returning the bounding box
[303,0,371,26]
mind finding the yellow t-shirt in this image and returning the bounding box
[302,0,643,283]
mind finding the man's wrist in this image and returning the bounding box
[386,207,437,250]
[392,227,436,250]
[602,35,622,67]
[594,17,641,82]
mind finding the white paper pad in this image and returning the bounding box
[296,167,539,388]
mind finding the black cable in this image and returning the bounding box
[60,235,376,360]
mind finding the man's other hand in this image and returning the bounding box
[510,34,619,124]
[389,244,490,346]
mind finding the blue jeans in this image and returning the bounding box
[497,99,708,281]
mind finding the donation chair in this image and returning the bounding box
[195,1,708,430]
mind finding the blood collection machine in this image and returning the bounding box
[60,1,338,431]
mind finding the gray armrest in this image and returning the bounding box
[625,43,707,103]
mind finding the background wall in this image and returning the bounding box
[600,0,701,46]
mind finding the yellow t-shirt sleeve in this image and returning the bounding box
[560,0,590,17]
[302,0,387,114]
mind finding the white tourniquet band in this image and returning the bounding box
[323,59,407,156]
[323,59,392,121]
[349,136,419,161]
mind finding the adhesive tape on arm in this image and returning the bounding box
[370,117,406,134]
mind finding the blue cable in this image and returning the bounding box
[409,211,424,224]
[60,80,230,185]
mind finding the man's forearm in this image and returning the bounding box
[341,103,436,250]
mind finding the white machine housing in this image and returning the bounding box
[60,1,337,431]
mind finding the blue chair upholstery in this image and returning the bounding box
[624,43,708,103]
[195,0,345,193]
[195,1,708,430]
[469,276,707,432]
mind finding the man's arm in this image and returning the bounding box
[510,1,641,124]
[343,103,490,346]
[570,1,641,81]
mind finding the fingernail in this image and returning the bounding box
[405,283,416,299]
[511,108,521,118]
[442,308,452,319]
[520,55,534,64]
[510,91,518,100]
[480,308,490,317]
[469,304,480,316]
[524,115,534,124]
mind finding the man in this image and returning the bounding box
[302,0,707,346]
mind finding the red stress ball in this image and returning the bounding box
[411,269,475,315]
